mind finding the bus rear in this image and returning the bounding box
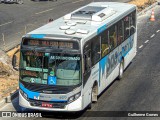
[19,35,83,111]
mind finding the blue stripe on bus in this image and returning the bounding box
[20,83,40,99]
[19,83,67,102]
[99,56,108,86]
[97,24,107,34]
[30,34,46,39]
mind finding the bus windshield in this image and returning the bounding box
[20,51,81,86]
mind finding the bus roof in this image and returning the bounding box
[27,2,136,41]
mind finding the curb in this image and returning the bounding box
[0,90,19,108]
[137,2,158,16]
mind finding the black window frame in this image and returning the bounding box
[130,10,136,36]
[91,35,101,66]
[117,20,124,45]
[101,29,110,58]
[108,24,117,51]
[83,41,91,75]
[123,15,130,40]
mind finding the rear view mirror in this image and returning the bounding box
[12,54,19,71]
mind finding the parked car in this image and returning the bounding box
[0,0,23,4]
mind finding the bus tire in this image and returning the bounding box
[88,84,98,110]
[118,60,124,80]
[92,83,98,102]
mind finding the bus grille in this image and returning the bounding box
[29,99,67,109]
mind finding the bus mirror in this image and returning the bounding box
[12,55,19,71]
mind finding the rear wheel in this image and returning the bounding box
[92,85,98,102]
[118,60,124,80]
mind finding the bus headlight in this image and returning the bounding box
[23,92,28,100]
[19,89,28,100]
[68,92,81,104]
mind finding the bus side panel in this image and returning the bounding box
[82,34,137,109]
[98,34,136,95]
[99,47,120,94]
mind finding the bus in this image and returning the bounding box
[17,2,137,111]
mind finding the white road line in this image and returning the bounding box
[139,45,143,49]
[145,40,149,43]
[35,8,53,15]
[150,34,155,38]
[156,30,160,33]
[0,21,13,27]
[72,0,83,3]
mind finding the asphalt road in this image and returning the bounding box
[1,1,160,120]
[0,0,131,51]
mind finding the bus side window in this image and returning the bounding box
[124,16,130,40]
[101,30,110,57]
[83,42,91,74]
[84,51,91,73]
[130,11,136,35]
[109,25,117,51]
[117,20,124,45]
[91,36,101,66]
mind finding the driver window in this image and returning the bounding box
[84,50,91,73]
[83,41,91,74]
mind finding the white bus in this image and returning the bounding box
[18,2,137,111]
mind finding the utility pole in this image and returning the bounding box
[2,33,6,51]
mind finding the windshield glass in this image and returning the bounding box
[20,51,81,86]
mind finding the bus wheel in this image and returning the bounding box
[92,84,98,102]
[118,61,124,80]
[88,84,98,109]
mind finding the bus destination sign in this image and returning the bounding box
[23,39,76,49]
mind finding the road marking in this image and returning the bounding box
[150,34,155,38]
[35,8,53,15]
[157,30,160,33]
[139,45,143,49]
[145,40,149,43]
[0,21,13,27]
[72,0,83,3]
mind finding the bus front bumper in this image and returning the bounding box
[19,91,83,111]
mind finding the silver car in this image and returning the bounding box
[0,0,23,4]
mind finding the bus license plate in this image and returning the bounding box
[42,102,53,108]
